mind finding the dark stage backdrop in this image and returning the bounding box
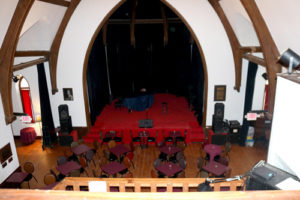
[87,2,205,125]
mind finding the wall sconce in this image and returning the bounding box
[277,48,300,74]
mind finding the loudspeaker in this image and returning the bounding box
[229,120,241,144]
[60,116,72,134]
[214,103,224,120]
[58,104,69,121]
[212,115,224,134]
[139,119,153,128]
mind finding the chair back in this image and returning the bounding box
[123,157,132,169]
[44,173,56,185]
[23,162,35,174]
[86,150,94,161]
[126,152,134,160]
[153,158,162,168]
[70,141,79,148]
[79,157,87,168]
[197,157,205,169]
[108,140,117,149]
[178,158,187,169]
[57,156,67,166]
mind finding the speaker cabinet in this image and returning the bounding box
[212,115,224,134]
[60,116,72,134]
[214,103,224,120]
[139,119,153,128]
[229,120,241,144]
[58,104,69,121]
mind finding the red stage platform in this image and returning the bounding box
[83,93,206,144]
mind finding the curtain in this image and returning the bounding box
[37,63,56,142]
[241,62,258,146]
[20,89,34,123]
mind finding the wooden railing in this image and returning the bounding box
[53,177,244,192]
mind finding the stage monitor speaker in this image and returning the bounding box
[58,104,69,121]
[60,116,72,134]
[212,115,224,134]
[246,162,300,190]
[139,119,153,128]
[214,103,224,120]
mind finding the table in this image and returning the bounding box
[6,172,29,184]
[109,144,130,157]
[155,162,183,177]
[159,146,181,155]
[20,127,37,145]
[204,144,222,161]
[71,144,91,156]
[57,161,81,176]
[101,161,126,176]
[202,161,228,176]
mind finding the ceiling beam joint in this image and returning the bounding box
[37,0,70,7]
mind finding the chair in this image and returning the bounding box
[126,152,135,169]
[176,152,185,162]
[107,140,117,149]
[57,156,67,166]
[23,162,38,188]
[153,158,162,168]
[79,157,89,176]
[158,152,167,162]
[129,142,135,152]
[113,131,123,143]
[70,141,79,148]
[131,130,141,145]
[151,169,158,178]
[101,131,116,146]
[157,141,165,148]
[44,173,56,186]
[175,130,186,146]
[164,131,174,145]
[147,131,157,145]
[85,150,96,167]
[178,158,187,169]
[103,149,117,162]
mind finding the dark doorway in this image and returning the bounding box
[86,0,205,125]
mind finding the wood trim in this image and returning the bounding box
[1,189,300,200]
[37,0,70,7]
[240,0,282,114]
[13,58,48,72]
[130,0,136,46]
[82,0,127,129]
[242,54,266,67]
[0,0,35,124]
[160,0,208,126]
[160,4,168,46]
[49,0,81,94]
[15,51,50,57]
[240,46,262,54]
[208,0,242,92]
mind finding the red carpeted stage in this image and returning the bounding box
[83,93,206,144]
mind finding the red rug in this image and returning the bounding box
[83,93,206,144]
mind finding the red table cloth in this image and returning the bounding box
[155,162,183,177]
[20,127,36,145]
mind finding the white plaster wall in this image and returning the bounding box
[256,0,300,54]
[53,0,122,127]
[165,0,247,125]
[252,66,266,110]
[18,1,66,50]
[0,0,18,47]
[0,97,19,184]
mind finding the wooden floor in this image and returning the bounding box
[14,138,268,189]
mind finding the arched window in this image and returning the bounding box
[19,76,34,123]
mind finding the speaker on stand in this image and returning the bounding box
[58,104,73,135]
[212,103,225,133]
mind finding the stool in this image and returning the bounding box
[162,102,168,114]
[20,127,37,145]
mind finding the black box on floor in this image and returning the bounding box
[59,135,73,146]
[229,120,241,144]
[246,163,300,190]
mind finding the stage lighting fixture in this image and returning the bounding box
[277,48,300,74]
[12,74,19,83]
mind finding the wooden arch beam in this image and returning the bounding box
[49,0,81,94]
[130,0,137,46]
[0,0,35,124]
[240,0,282,114]
[208,0,243,92]
[160,4,168,46]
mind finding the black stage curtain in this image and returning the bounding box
[241,61,258,146]
[87,6,205,125]
[37,63,56,142]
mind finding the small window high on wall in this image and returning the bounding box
[19,77,34,123]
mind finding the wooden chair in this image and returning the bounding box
[126,152,135,169]
[44,173,56,186]
[131,130,142,146]
[79,157,89,176]
[85,150,96,167]
[69,169,81,177]
[23,162,38,188]
[57,156,67,166]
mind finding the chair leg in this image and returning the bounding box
[130,160,135,169]
[33,175,38,182]
[27,181,30,189]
